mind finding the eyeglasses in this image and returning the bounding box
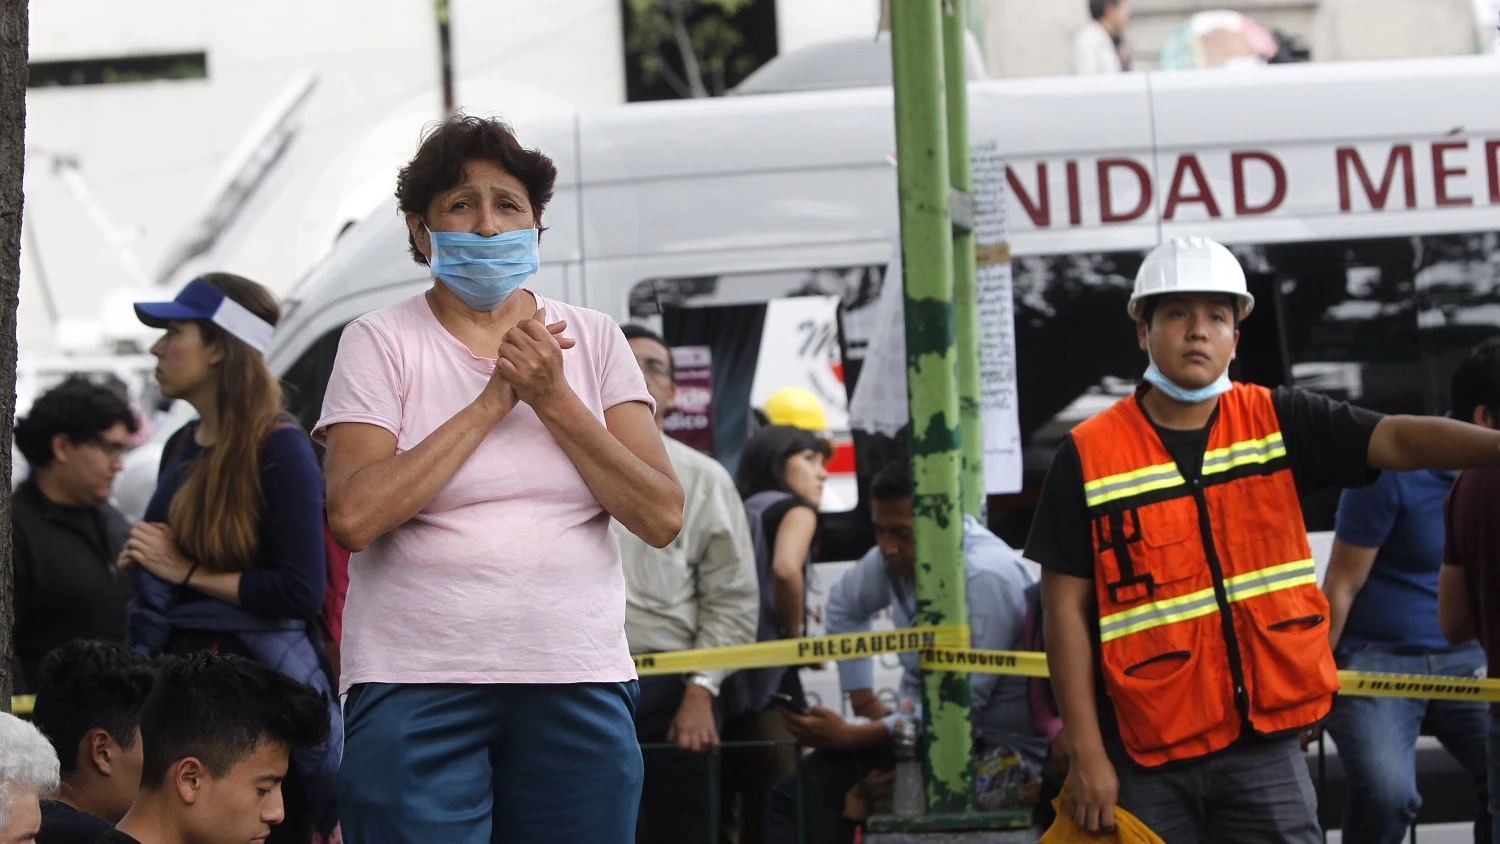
[86,438,132,460]
[640,359,673,380]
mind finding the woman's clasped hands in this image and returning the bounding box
[488,307,577,414]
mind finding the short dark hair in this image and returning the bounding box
[736,424,833,504]
[139,653,329,788]
[33,641,156,776]
[870,461,913,502]
[396,112,559,266]
[1451,337,1500,425]
[14,376,139,469]
[1139,293,1241,329]
[620,324,673,381]
[1090,0,1120,20]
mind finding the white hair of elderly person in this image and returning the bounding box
[0,711,60,843]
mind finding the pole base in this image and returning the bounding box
[866,809,1034,833]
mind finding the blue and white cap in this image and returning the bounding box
[133,278,275,354]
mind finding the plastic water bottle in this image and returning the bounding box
[892,699,926,817]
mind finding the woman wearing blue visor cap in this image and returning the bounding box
[125,273,341,844]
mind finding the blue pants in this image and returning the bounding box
[338,681,643,844]
[1326,645,1490,844]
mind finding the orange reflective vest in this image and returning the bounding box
[1070,382,1340,767]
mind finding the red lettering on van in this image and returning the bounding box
[1098,159,1152,223]
[1231,152,1286,216]
[1432,142,1474,207]
[1337,145,1416,211]
[1066,160,1083,226]
[1163,154,1221,220]
[1006,163,1050,228]
[1487,140,1500,205]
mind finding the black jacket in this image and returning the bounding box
[10,479,133,693]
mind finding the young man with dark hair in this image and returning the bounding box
[32,640,156,844]
[1033,237,1500,843]
[614,323,758,844]
[1438,336,1500,844]
[761,460,1042,844]
[99,653,330,844]
[11,376,139,693]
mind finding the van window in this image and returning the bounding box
[281,325,348,449]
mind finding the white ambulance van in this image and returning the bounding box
[112,52,1500,839]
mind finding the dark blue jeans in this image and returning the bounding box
[1326,644,1490,844]
[338,681,643,844]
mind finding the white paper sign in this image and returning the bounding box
[848,142,1023,495]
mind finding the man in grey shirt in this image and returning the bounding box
[614,325,759,844]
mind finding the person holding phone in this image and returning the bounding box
[761,461,1043,844]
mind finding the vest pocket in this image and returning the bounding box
[1234,591,1340,717]
[1101,614,1229,755]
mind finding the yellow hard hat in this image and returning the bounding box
[1040,780,1166,844]
[763,386,828,432]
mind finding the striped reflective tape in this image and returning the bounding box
[1201,432,1287,477]
[1082,431,1288,509]
[630,624,969,676]
[1097,558,1317,643]
[1084,461,1185,508]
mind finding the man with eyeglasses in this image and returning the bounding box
[11,376,140,694]
[614,325,759,844]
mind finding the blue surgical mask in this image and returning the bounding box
[426,226,539,311]
[1143,360,1232,405]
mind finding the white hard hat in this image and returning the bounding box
[1127,236,1254,321]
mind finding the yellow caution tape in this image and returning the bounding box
[13,637,1484,711]
[920,647,1051,678]
[1335,670,1500,702]
[632,624,969,676]
[918,647,1500,703]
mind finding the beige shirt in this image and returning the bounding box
[1072,20,1123,74]
[614,436,759,686]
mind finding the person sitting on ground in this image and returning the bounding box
[12,376,139,694]
[761,460,1045,844]
[101,652,330,844]
[31,640,157,844]
[0,712,61,844]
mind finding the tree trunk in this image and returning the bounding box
[667,0,709,98]
[0,0,30,714]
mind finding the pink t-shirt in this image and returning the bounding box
[313,291,654,692]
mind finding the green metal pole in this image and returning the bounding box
[944,0,984,520]
[890,0,973,814]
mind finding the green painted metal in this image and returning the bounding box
[889,0,974,814]
[944,0,984,520]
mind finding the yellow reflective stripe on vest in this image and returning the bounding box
[1222,558,1317,602]
[1084,461,1185,508]
[1083,432,1286,509]
[1201,432,1286,477]
[1098,558,1317,643]
[1099,585,1219,643]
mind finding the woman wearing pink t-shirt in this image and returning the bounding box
[315,114,683,844]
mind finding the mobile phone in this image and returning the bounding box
[769,692,809,716]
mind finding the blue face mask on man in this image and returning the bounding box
[426,226,540,311]
[1143,359,1232,405]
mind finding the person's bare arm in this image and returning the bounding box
[770,507,817,638]
[535,397,682,548]
[500,311,682,547]
[1439,565,1478,646]
[1043,569,1117,833]
[324,391,512,553]
[1367,416,1500,471]
[1323,539,1379,651]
